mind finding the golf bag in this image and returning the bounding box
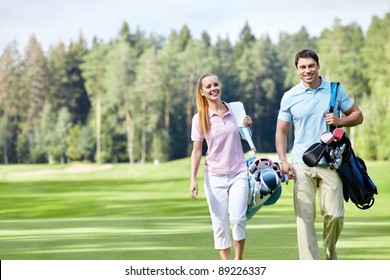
[246,157,288,219]
[328,83,377,209]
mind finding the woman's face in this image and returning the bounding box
[200,75,221,101]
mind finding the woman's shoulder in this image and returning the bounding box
[192,112,200,122]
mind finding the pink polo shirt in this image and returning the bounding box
[191,102,247,174]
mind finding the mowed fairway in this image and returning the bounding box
[0,158,389,260]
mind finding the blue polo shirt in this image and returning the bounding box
[278,77,354,164]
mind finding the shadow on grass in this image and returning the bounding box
[0,215,300,260]
[1,215,389,260]
[0,217,215,260]
[338,216,390,260]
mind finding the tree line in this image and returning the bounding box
[0,13,389,164]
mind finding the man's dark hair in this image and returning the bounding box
[295,49,319,68]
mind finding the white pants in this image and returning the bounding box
[293,164,344,260]
[204,171,249,250]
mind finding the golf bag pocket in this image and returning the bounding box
[337,150,378,210]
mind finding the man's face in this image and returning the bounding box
[296,57,320,86]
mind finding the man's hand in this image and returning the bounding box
[324,113,339,126]
[281,161,295,179]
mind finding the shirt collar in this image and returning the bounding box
[300,76,327,92]
[208,101,232,118]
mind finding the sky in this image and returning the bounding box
[0,0,389,53]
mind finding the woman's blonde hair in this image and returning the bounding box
[195,73,217,135]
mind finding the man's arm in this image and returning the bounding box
[275,119,295,179]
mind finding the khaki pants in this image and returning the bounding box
[293,164,344,260]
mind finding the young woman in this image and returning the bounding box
[189,73,252,260]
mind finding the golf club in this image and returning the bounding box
[333,127,345,141]
[320,131,334,144]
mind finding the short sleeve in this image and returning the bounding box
[337,84,355,113]
[277,96,293,123]
[191,113,204,142]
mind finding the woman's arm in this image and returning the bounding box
[190,141,203,200]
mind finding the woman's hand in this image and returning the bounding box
[189,181,199,200]
[243,115,252,127]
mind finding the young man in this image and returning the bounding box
[275,49,363,260]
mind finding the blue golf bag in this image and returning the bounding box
[336,146,378,210]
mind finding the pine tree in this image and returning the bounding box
[80,42,109,163]
[157,31,181,160]
[317,19,367,100]
[103,39,137,163]
[357,12,390,160]
[0,41,22,163]
[134,47,161,163]
[236,37,284,152]
[22,35,50,162]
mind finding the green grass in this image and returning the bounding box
[0,158,389,260]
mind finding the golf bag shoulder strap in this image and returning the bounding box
[329,82,340,133]
[329,82,340,113]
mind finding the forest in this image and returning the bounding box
[0,12,389,164]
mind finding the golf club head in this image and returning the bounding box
[320,131,334,144]
[332,157,343,169]
[338,143,346,157]
[249,161,257,173]
[303,142,327,167]
[333,127,345,141]
[253,181,270,205]
[330,148,335,159]
[246,156,257,166]
[334,146,340,157]
[260,169,281,191]
[324,145,335,163]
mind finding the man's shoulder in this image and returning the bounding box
[287,83,303,92]
[283,83,305,99]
